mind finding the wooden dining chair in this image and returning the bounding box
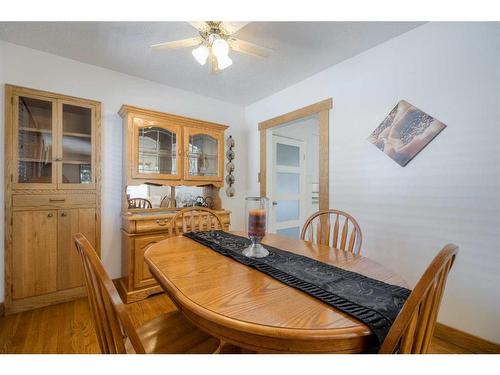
[73,233,220,354]
[128,198,152,209]
[300,209,363,254]
[170,207,225,235]
[379,244,459,354]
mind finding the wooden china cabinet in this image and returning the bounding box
[3,85,101,314]
[118,105,230,303]
[120,105,226,188]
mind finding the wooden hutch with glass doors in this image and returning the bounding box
[3,85,101,314]
[118,105,231,303]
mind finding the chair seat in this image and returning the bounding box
[127,310,220,354]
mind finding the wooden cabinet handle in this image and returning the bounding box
[49,198,66,202]
[156,219,167,226]
[61,212,67,217]
[47,213,53,218]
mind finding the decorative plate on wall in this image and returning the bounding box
[226,135,235,197]
[368,100,446,167]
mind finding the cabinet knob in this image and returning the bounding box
[47,213,53,218]
[61,212,67,217]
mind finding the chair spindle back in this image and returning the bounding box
[73,233,145,354]
[170,207,225,236]
[128,198,152,209]
[300,210,362,254]
[379,244,458,354]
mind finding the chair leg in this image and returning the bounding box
[213,340,224,354]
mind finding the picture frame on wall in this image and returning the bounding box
[368,100,446,167]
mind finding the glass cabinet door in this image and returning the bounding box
[59,102,95,188]
[14,95,57,187]
[184,127,223,181]
[132,117,181,180]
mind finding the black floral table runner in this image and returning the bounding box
[184,230,410,346]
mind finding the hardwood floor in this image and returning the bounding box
[0,294,476,354]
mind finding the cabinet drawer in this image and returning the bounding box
[13,194,96,208]
[135,218,173,233]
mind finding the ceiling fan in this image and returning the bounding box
[151,21,272,73]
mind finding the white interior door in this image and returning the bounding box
[269,135,306,238]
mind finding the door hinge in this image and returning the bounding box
[258,172,261,183]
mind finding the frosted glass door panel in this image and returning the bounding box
[271,135,305,239]
[276,143,300,167]
[138,127,177,175]
[17,96,54,184]
[187,134,218,177]
[62,104,93,184]
[276,172,300,194]
[276,200,300,222]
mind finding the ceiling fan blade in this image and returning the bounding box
[219,22,249,35]
[228,38,272,58]
[151,37,202,50]
[188,21,211,33]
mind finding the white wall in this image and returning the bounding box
[245,22,500,343]
[0,41,247,303]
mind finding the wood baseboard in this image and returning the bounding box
[5,287,86,315]
[435,323,500,354]
[0,302,4,316]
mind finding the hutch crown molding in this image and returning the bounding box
[4,84,101,314]
[117,105,231,303]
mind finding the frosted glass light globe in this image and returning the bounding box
[192,45,209,65]
[212,38,229,58]
[217,55,233,70]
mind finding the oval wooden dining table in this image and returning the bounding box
[144,231,408,353]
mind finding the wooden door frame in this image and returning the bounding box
[258,98,332,211]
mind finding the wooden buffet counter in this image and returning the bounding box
[117,208,231,303]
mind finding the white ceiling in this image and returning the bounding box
[0,22,424,105]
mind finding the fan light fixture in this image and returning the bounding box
[217,55,233,70]
[212,38,229,58]
[151,22,272,74]
[192,36,233,70]
[192,44,209,65]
